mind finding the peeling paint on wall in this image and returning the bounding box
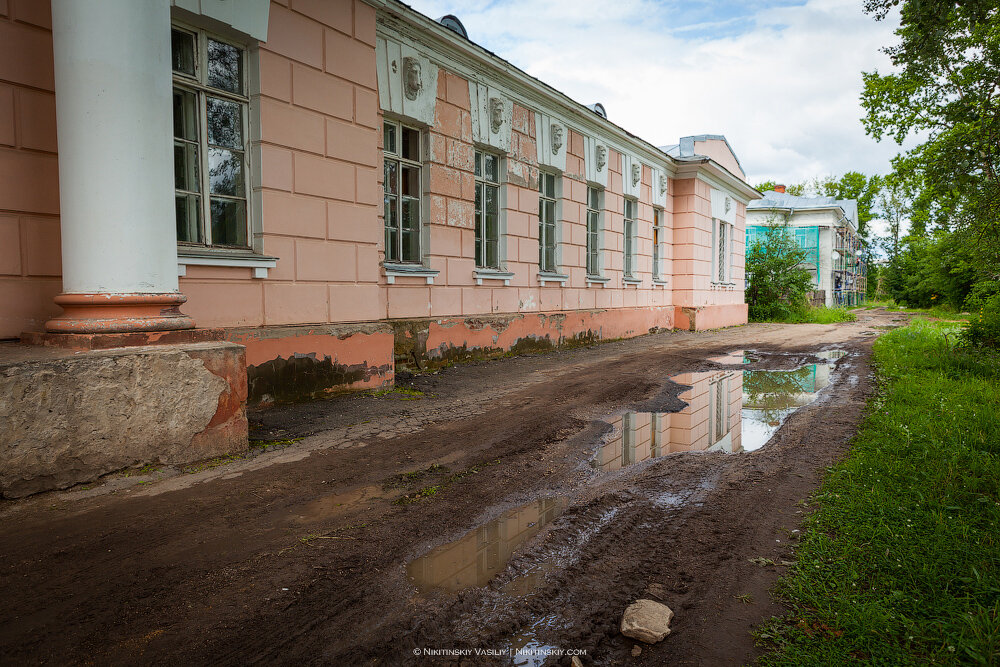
[248,353,391,405]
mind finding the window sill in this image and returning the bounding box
[474,268,515,286]
[585,275,610,288]
[538,272,568,287]
[177,250,278,279]
[384,263,439,285]
[623,277,641,286]
[652,279,669,288]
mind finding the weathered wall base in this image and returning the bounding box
[226,323,394,405]
[0,341,247,498]
[674,303,748,331]
[394,307,676,371]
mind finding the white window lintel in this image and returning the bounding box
[177,251,277,279]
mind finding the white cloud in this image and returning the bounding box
[403,0,911,185]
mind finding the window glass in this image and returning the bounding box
[384,123,397,155]
[538,172,557,272]
[171,29,196,76]
[653,208,663,279]
[475,150,502,268]
[207,39,243,94]
[586,186,602,276]
[401,127,420,161]
[176,196,202,244]
[624,198,637,278]
[206,98,244,148]
[210,199,247,246]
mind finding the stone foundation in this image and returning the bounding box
[0,341,247,498]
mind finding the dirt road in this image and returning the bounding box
[0,309,906,666]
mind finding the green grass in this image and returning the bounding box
[762,306,858,324]
[897,305,972,321]
[756,319,1000,665]
[365,386,427,400]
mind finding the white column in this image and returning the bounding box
[47,0,192,333]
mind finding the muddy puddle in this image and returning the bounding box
[594,350,847,469]
[405,350,846,601]
[407,497,567,594]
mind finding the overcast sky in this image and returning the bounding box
[403,0,909,190]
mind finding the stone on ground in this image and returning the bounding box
[620,598,674,644]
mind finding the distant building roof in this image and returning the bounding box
[659,134,745,176]
[748,190,858,230]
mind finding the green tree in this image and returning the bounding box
[753,181,806,196]
[861,0,1000,258]
[745,224,814,322]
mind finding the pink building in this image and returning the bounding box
[0,0,755,494]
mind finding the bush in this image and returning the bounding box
[746,225,814,322]
[962,291,1000,349]
[963,279,1000,313]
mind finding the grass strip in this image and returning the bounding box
[760,306,858,324]
[757,319,1000,665]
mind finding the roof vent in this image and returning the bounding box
[438,15,469,39]
[586,103,607,119]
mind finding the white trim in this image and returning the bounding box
[538,272,568,287]
[383,262,438,284]
[177,252,276,278]
[474,268,514,286]
[586,275,610,288]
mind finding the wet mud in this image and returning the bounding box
[0,309,908,665]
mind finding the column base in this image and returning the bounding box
[45,292,195,334]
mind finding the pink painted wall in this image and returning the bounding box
[180,0,384,329]
[0,0,61,338]
[380,71,674,322]
[671,177,746,330]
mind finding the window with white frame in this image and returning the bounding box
[652,208,665,280]
[383,121,421,263]
[475,150,502,269]
[713,218,734,283]
[586,186,602,276]
[538,171,557,273]
[623,198,638,279]
[172,25,250,248]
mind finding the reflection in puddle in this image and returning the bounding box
[708,349,759,364]
[741,363,834,450]
[407,497,567,594]
[594,370,743,471]
[595,356,844,467]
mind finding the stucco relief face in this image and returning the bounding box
[659,175,667,196]
[403,57,422,101]
[631,163,641,187]
[595,145,607,171]
[725,196,732,213]
[550,124,563,155]
[489,97,504,133]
